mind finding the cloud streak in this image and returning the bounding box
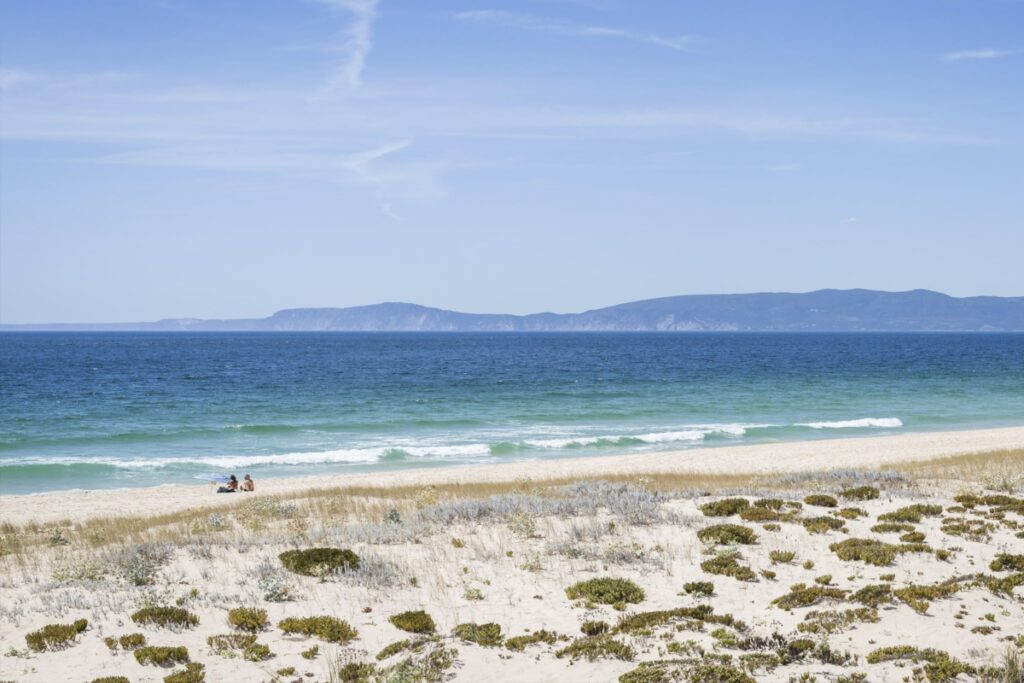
[455,10,696,51]
[940,48,1016,62]
[314,0,381,90]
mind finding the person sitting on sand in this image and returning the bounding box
[241,474,255,492]
[217,475,238,493]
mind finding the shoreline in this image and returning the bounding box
[4,425,1023,526]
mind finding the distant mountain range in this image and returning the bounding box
[4,289,1024,332]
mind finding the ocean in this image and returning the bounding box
[1,332,1022,494]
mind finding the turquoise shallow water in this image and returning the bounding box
[1,332,1022,494]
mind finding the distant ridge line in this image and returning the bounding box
[3,289,1024,332]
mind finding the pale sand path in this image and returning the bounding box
[2,426,1022,525]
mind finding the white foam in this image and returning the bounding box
[524,436,607,449]
[398,444,492,457]
[633,430,709,443]
[797,417,903,429]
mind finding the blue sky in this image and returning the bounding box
[1,0,1022,323]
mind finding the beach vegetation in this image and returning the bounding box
[840,486,880,501]
[697,524,758,545]
[227,606,268,632]
[556,634,635,661]
[90,678,130,683]
[829,538,930,566]
[566,577,645,605]
[335,662,376,682]
[804,495,838,508]
[504,630,560,651]
[849,584,895,607]
[700,498,750,517]
[134,645,190,666]
[24,619,88,651]
[207,633,257,653]
[389,610,437,634]
[131,606,199,629]
[899,531,926,543]
[278,616,358,643]
[701,551,756,581]
[769,550,797,564]
[877,504,943,524]
[163,663,205,683]
[871,522,914,534]
[242,642,273,661]
[797,608,879,634]
[452,622,502,646]
[772,583,847,609]
[739,506,779,522]
[278,547,359,576]
[581,620,609,636]
[865,646,973,682]
[106,633,146,651]
[683,580,714,596]
[836,507,867,519]
[301,644,319,659]
[893,581,963,613]
[689,663,756,683]
[991,554,1024,572]
[802,516,846,534]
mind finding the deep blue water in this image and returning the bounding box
[1,332,1022,494]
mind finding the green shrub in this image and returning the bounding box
[301,644,319,659]
[871,522,914,534]
[877,504,942,524]
[207,633,257,652]
[798,607,879,634]
[754,498,785,510]
[683,581,714,596]
[900,531,926,543]
[991,553,1024,572]
[555,635,635,661]
[243,643,273,661]
[565,577,645,605]
[131,607,199,629]
[700,552,756,582]
[276,667,297,677]
[279,547,359,576]
[689,663,755,683]
[836,507,867,520]
[91,678,130,683]
[278,616,358,643]
[865,646,974,682]
[134,645,190,666]
[452,622,502,646]
[769,550,796,564]
[505,630,560,651]
[388,610,436,634]
[25,619,88,651]
[894,582,963,613]
[697,524,758,545]
[850,584,895,607]
[337,662,376,682]
[580,620,609,636]
[772,583,847,609]
[227,606,268,632]
[618,663,673,683]
[814,574,833,585]
[840,486,880,501]
[739,506,779,522]
[804,494,838,508]
[700,498,750,517]
[615,605,745,634]
[802,516,846,534]
[829,538,930,566]
[164,663,205,683]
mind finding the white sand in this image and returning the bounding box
[3,426,1023,526]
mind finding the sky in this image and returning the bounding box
[1,0,1022,323]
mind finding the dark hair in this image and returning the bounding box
[229,475,237,482]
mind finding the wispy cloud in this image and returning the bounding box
[313,0,381,90]
[940,48,1016,62]
[0,69,40,91]
[454,10,696,51]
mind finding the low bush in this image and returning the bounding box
[555,634,635,662]
[388,610,437,634]
[830,537,930,566]
[243,643,273,661]
[804,494,838,508]
[894,582,963,614]
[505,630,560,651]
[871,522,914,534]
[25,619,88,651]
[697,524,757,545]
[798,607,879,634]
[772,583,847,609]
[836,507,867,520]
[227,606,268,633]
[207,633,257,653]
[769,550,796,564]
[840,486,880,501]
[615,605,745,634]
[802,516,846,534]
[683,581,714,596]
[700,552,756,582]
[163,663,205,683]
[754,498,785,510]
[134,645,190,666]
[105,632,147,651]
[581,620,609,636]
[850,583,895,607]
[991,553,1024,572]
[91,678,130,683]
[865,646,974,682]
[900,531,926,543]
[739,507,779,522]
[279,547,359,576]
[301,644,319,659]
[877,504,943,524]
[337,662,376,682]
[566,577,645,606]
[452,622,502,646]
[278,616,358,643]
[700,498,750,517]
[689,663,755,683]
[131,607,199,630]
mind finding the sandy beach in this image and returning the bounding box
[1,428,1022,683]
[5,426,1024,526]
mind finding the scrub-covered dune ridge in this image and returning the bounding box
[1,448,1023,683]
